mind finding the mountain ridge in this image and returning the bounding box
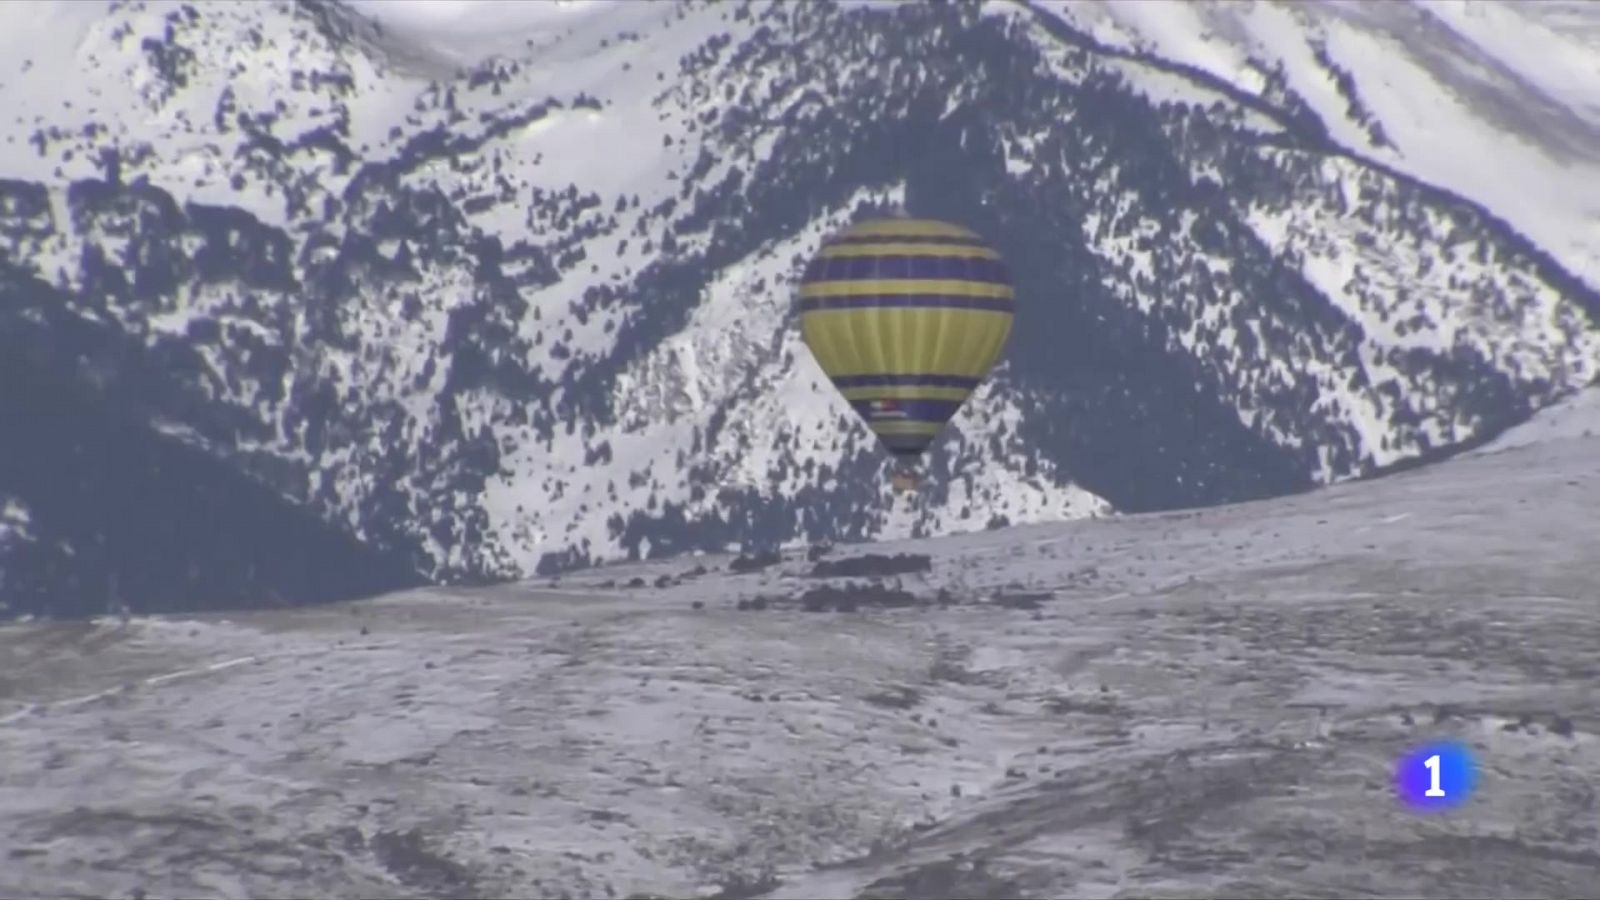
[1026,2,1600,319]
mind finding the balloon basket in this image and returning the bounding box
[889,468,922,495]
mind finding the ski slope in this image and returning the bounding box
[3,403,1597,898]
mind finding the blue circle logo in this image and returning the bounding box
[1395,740,1478,811]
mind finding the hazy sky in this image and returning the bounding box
[346,0,500,26]
[342,0,618,61]
[346,0,608,33]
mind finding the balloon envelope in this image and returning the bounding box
[798,218,1015,460]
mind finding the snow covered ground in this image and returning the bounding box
[2,401,1597,898]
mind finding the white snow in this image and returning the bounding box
[0,496,33,548]
[1028,0,1600,291]
[348,0,628,65]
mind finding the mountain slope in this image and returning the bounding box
[0,265,423,619]
[1469,381,1600,455]
[2,414,1596,898]
[2,0,1598,608]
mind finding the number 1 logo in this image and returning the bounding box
[1397,741,1477,811]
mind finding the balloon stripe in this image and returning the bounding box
[799,295,1013,312]
[806,309,1011,379]
[849,397,965,421]
[839,385,972,402]
[830,373,982,389]
[799,279,1012,298]
[828,234,992,248]
[801,255,1011,284]
[818,243,1002,260]
[868,420,947,436]
[842,219,978,239]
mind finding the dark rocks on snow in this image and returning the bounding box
[799,582,918,612]
[707,872,784,900]
[808,552,931,579]
[991,590,1052,610]
[368,828,475,896]
[729,548,782,573]
[857,855,1020,900]
[1042,694,1117,716]
[864,684,923,709]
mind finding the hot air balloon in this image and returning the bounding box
[797,217,1015,492]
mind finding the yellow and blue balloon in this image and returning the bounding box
[797,218,1015,484]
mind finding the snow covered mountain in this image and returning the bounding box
[2,0,1598,615]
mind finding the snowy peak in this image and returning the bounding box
[1031,0,1600,291]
